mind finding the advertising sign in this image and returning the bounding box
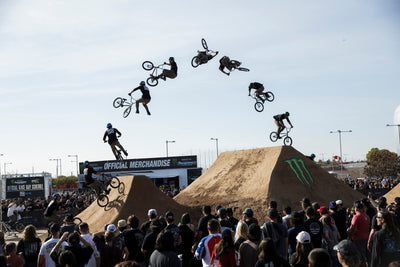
[6,176,45,199]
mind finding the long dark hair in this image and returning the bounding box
[216,229,234,257]
[258,238,284,265]
[294,241,313,266]
[322,215,334,231]
[382,211,400,241]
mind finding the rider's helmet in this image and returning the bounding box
[52,193,60,199]
[84,161,89,167]
[140,81,145,85]
[169,57,174,61]
[107,123,112,128]
[310,153,315,158]
[285,112,290,116]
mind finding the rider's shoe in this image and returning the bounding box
[160,76,166,81]
[147,112,151,116]
[105,189,111,195]
[136,110,139,114]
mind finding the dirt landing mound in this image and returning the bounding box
[78,175,195,233]
[384,183,400,204]
[175,146,364,221]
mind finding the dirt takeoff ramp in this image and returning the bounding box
[384,183,400,204]
[78,175,190,233]
[174,146,364,221]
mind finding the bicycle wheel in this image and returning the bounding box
[146,77,158,87]
[254,102,264,112]
[113,97,123,108]
[284,136,293,146]
[191,56,200,68]
[110,177,120,188]
[265,91,275,102]
[201,38,208,50]
[15,223,25,233]
[118,182,125,194]
[123,106,131,118]
[238,67,250,72]
[97,194,109,207]
[74,217,82,224]
[269,132,278,142]
[142,61,154,71]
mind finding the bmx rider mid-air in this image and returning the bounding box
[129,81,151,116]
[219,56,233,76]
[83,161,110,195]
[273,112,293,138]
[157,57,178,81]
[103,123,128,160]
[248,82,270,103]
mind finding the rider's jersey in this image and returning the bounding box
[274,114,287,121]
[44,200,58,217]
[84,166,96,184]
[170,61,178,74]
[135,85,151,100]
[219,56,231,67]
[250,82,263,90]
[103,128,122,145]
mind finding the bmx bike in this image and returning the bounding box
[191,38,218,68]
[59,213,82,225]
[250,91,275,112]
[95,174,125,207]
[228,59,250,73]
[269,127,293,146]
[0,219,25,234]
[142,61,169,87]
[113,95,137,118]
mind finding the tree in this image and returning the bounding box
[364,148,400,178]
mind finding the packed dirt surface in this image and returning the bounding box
[384,183,400,204]
[78,175,199,233]
[174,146,364,221]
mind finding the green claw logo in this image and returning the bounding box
[285,158,314,186]
[171,158,178,166]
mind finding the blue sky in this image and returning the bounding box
[1,0,399,177]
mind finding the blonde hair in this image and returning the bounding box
[234,220,248,242]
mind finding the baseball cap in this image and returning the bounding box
[148,209,157,217]
[329,201,337,209]
[68,232,80,246]
[107,224,117,232]
[334,240,359,255]
[336,200,343,205]
[243,208,253,217]
[296,231,311,244]
[317,206,328,214]
[300,197,311,204]
[218,208,227,218]
[118,219,127,228]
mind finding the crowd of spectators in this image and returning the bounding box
[0,194,400,266]
[343,177,400,192]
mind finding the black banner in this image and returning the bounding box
[80,155,197,173]
[6,176,45,199]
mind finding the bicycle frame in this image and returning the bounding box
[279,127,292,138]
[150,63,167,78]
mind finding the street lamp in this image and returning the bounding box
[330,130,352,178]
[68,155,79,177]
[3,162,12,175]
[49,159,61,178]
[386,124,400,145]
[166,140,175,158]
[210,138,219,157]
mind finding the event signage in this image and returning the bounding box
[5,176,45,198]
[80,155,197,173]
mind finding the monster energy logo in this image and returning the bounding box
[285,158,314,186]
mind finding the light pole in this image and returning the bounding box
[3,162,12,176]
[386,124,400,145]
[0,154,3,178]
[68,155,79,177]
[210,138,219,157]
[49,159,60,178]
[166,140,175,158]
[330,130,352,178]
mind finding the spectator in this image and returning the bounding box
[322,215,340,267]
[38,223,67,267]
[287,211,305,257]
[299,198,312,219]
[142,218,162,266]
[197,205,215,241]
[371,211,400,267]
[98,230,124,267]
[177,213,195,267]
[7,199,18,223]
[282,206,292,229]
[331,200,348,241]
[348,201,370,266]
[0,254,7,267]
[195,219,222,267]
[17,224,42,267]
[149,230,181,267]
[140,209,157,235]
[234,220,248,252]
[217,208,235,232]
[242,208,258,226]
[79,222,100,267]
[0,231,4,255]
[123,215,145,264]
[238,223,261,267]
[164,211,180,252]
[254,238,290,267]
[367,201,387,251]
[333,240,361,267]
[58,250,77,267]
[106,224,129,261]
[304,207,323,249]
[60,215,77,235]
[312,202,321,221]
[6,242,25,267]
[362,198,377,224]
[289,231,313,267]
[226,208,239,227]
[261,208,288,259]
[210,229,237,267]
[308,248,332,267]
